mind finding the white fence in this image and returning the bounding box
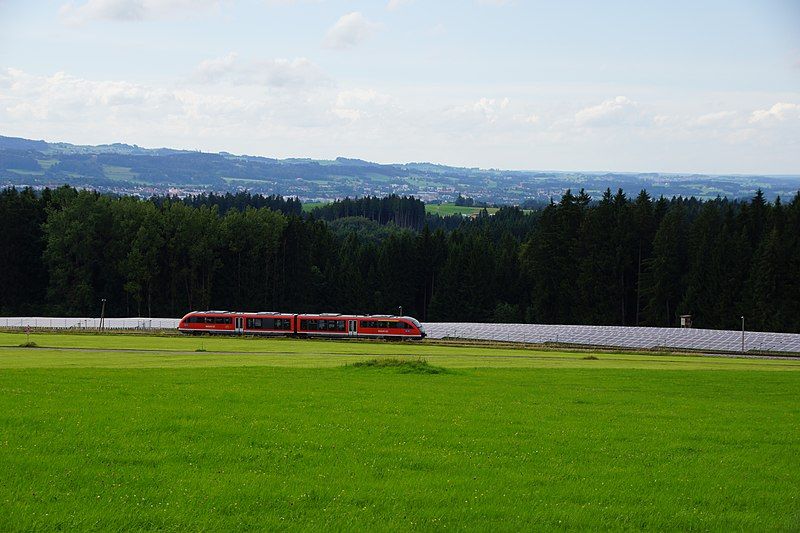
[2,317,800,354]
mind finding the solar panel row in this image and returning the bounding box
[3,317,800,354]
[1,317,181,330]
[422,323,800,354]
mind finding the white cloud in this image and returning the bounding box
[324,12,378,49]
[59,0,221,25]
[194,53,239,83]
[2,65,798,173]
[574,96,642,127]
[449,97,510,121]
[652,114,674,127]
[387,0,412,10]
[693,110,737,127]
[0,66,325,148]
[332,88,391,121]
[193,54,328,88]
[472,97,509,123]
[522,113,539,124]
[428,23,446,36]
[749,102,800,123]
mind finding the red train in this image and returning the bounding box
[178,311,426,339]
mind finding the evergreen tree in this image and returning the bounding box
[641,203,688,326]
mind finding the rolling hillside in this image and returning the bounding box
[2,135,798,203]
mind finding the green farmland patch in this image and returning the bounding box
[7,169,44,176]
[426,203,501,216]
[302,201,329,212]
[102,165,141,183]
[221,177,269,186]
[0,333,798,530]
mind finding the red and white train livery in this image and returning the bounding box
[178,311,426,339]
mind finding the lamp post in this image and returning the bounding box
[398,305,403,317]
[741,315,745,353]
[100,299,107,331]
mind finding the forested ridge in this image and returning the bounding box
[1,186,798,333]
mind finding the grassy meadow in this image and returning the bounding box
[0,332,798,530]
[424,204,501,217]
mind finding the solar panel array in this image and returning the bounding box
[422,322,800,354]
[4,317,800,354]
[1,317,180,330]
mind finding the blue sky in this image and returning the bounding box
[1,0,798,173]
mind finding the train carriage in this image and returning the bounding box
[241,312,295,335]
[178,311,236,333]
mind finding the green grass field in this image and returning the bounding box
[301,201,329,213]
[1,332,798,530]
[425,204,501,217]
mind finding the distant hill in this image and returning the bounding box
[1,134,798,202]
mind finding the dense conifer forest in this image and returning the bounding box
[1,186,798,332]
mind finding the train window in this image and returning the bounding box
[213,317,224,324]
[336,320,345,331]
[205,317,215,324]
[301,320,318,330]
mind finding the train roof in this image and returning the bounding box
[187,310,417,320]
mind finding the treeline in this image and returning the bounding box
[311,195,427,230]
[155,191,302,216]
[1,186,798,332]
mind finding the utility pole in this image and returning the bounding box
[100,299,107,331]
[741,315,745,353]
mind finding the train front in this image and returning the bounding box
[408,316,426,338]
